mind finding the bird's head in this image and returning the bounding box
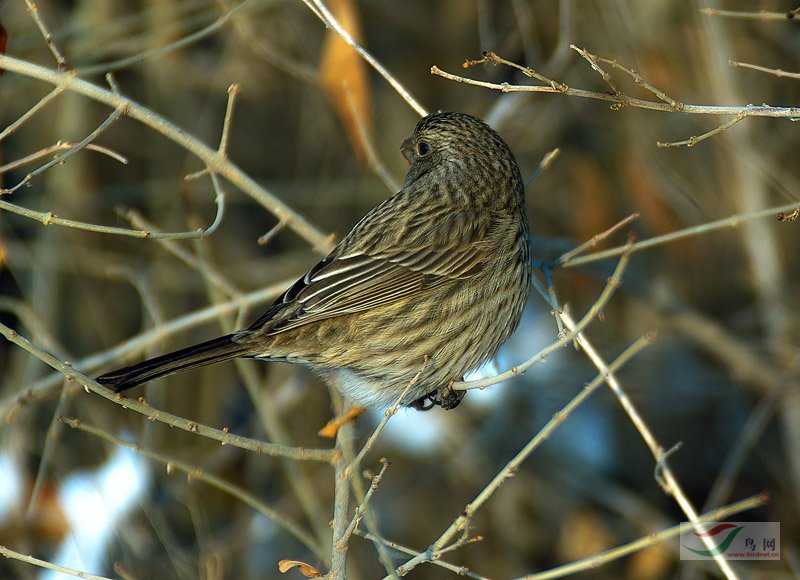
[400,111,523,204]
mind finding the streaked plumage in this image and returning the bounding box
[97,112,531,409]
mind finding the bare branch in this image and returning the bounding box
[0,54,332,251]
[560,312,737,579]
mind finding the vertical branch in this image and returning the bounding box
[330,420,354,579]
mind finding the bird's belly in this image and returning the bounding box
[311,267,529,407]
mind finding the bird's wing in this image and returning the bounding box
[249,205,500,334]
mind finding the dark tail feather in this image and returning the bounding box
[96,334,251,393]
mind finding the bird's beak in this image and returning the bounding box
[401,137,415,164]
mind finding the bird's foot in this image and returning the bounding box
[408,385,465,411]
[436,384,466,410]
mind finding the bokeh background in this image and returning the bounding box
[1,0,799,578]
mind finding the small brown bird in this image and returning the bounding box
[97,112,531,409]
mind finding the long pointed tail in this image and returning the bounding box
[96,334,251,393]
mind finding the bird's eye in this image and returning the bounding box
[416,141,430,156]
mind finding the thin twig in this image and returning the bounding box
[0,185,224,239]
[346,366,424,474]
[654,442,684,492]
[235,364,332,548]
[23,0,69,69]
[560,201,800,268]
[0,91,226,240]
[570,45,627,108]
[302,0,427,117]
[0,323,336,463]
[539,265,565,337]
[0,141,127,174]
[657,113,746,148]
[0,544,109,579]
[730,60,800,80]
[557,213,640,264]
[525,148,561,189]
[464,51,567,92]
[331,357,428,577]
[204,170,227,237]
[0,199,220,239]
[522,493,767,579]
[355,530,487,579]
[219,83,240,157]
[0,277,299,417]
[188,82,242,183]
[0,86,65,141]
[338,458,390,548]
[701,7,798,21]
[583,51,683,110]
[0,54,332,251]
[3,105,127,195]
[257,218,288,246]
[118,208,240,297]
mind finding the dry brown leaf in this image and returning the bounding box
[277,559,323,578]
[318,405,367,438]
[0,478,69,547]
[0,18,7,75]
[318,0,372,165]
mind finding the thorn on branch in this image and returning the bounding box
[654,442,683,493]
